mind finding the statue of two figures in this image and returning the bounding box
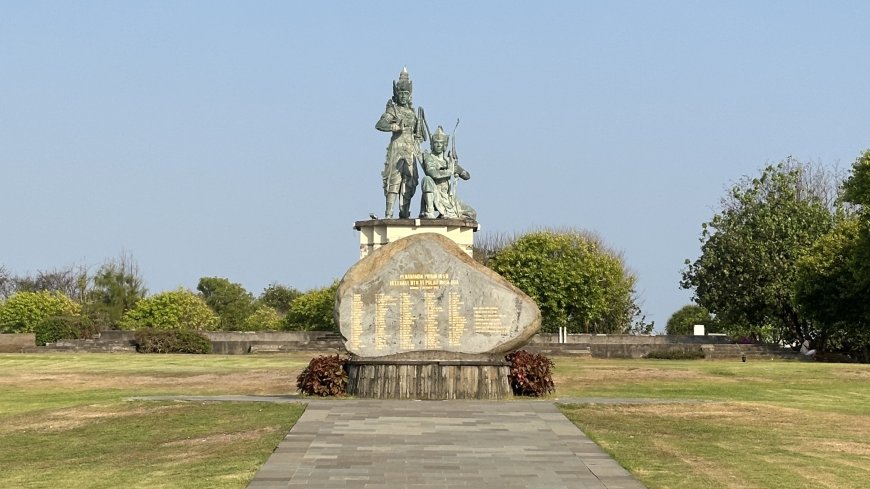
[375,68,476,221]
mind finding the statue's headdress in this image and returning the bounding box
[430,125,449,149]
[392,66,413,98]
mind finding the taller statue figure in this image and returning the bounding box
[375,67,426,219]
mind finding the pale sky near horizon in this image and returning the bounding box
[2,1,869,331]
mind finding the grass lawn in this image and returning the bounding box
[554,358,870,489]
[3,353,868,489]
[0,353,320,489]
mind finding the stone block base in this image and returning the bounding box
[346,358,511,400]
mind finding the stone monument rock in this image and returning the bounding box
[336,233,541,358]
[336,233,541,399]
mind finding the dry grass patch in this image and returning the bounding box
[0,370,296,394]
[1,402,189,434]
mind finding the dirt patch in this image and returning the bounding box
[808,440,870,457]
[647,437,756,489]
[161,427,277,448]
[834,368,870,381]
[2,403,189,434]
[555,366,723,385]
[1,370,298,395]
[597,402,870,439]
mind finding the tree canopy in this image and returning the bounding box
[666,304,719,336]
[119,288,219,331]
[681,159,836,344]
[793,149,870,360]
[486,230,640,334]
[90,253,146,327]
[196,277,256,330]
[0,291,81,333]
[283,282,338,331]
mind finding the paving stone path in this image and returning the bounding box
[244,399,646,489]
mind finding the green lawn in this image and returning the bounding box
[554,358,870,489]
[0,353,316,489]
[3,354,868,489]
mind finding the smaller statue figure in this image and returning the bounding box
[375,67,426,219]
[420,126,476,220]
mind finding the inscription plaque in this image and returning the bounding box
[336,233,541,357]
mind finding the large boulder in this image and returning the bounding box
[336,233,541,357]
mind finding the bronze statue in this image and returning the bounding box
[420,125,476,220]
[375,68,427,219]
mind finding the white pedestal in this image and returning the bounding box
[354,218,479,259]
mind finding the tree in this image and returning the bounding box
[681,159,836,345]
[0,291,81,333]
[243,305,283,331]
[119,288,219,331]
[666,304,719,335]
[90,253,147,328]
[11,265,90,303]
[794,149,870,360]
[843,149,870,209]
[486,229,639,334]
[196,277,256,330]
[0,265,12,300]
[283,282,339,331]
[259,283,301,316]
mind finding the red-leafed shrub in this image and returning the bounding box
[505,350,555,397]
[296,354,348,396]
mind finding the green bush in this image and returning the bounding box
[133,328,212,354]
[283,282,338,331]
[242,305,283,331]
[119,288,219,331]
[487,230,637,334]
[0,291,81,333]
[34,315,98,346]
[645,349,705,360]
[296,354,348,396]
[505,350,555,397]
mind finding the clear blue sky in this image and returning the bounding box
[2,1,869,331]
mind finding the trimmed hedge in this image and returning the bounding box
[133,328,212,354]
[505,350,555,397]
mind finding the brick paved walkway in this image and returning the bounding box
[246,399,645,489]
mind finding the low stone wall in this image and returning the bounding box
[530,333,732,346]
[526,333,801,360]
[0,333,35,352]
[95,330,345,354]
[15,330,798,360]
[204,331,345,354]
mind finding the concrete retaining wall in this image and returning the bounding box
[530,334,732,345]
[12,330,799,360]
[0,333,35,352]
